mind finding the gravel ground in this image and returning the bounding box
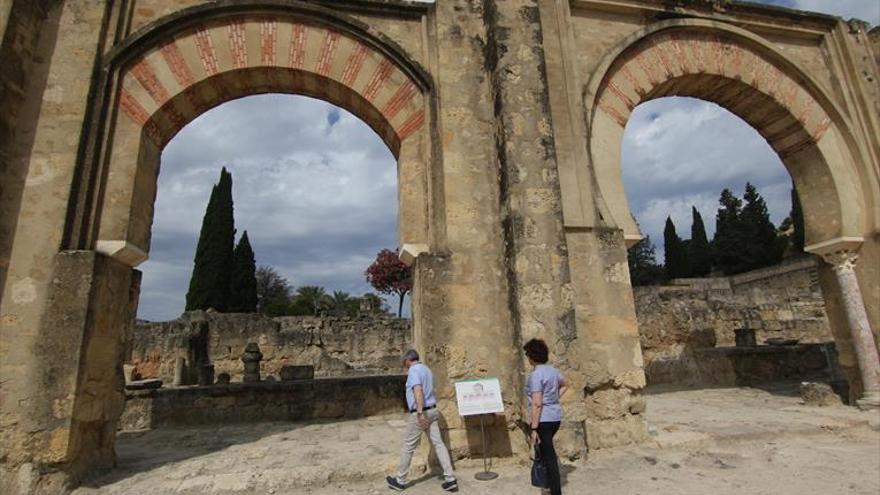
[73,385,880,495]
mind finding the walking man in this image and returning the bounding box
[386,350,458,492]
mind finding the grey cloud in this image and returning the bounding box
[138,94,398,321]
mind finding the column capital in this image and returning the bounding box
[805,236,863,256]
[821,250,859,273]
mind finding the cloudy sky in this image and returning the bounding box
[621,0,877,255]
[136,0,878,321]
[138,96,398,320]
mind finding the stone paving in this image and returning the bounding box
[73,385,880,494]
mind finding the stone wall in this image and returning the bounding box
[130,258,833,391]
[127,312,412,384]
[119,375,407,430]
[635,257,833,385]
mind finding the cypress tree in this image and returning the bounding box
[790,186,805,253]
[185,167,235,311]
[689,206,712,276]
[229,231,258,312]
[712,188,747,275]
[741,182,783,270]
[663,216,687,280]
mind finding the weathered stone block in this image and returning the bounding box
[800,381,843,407]
[584,414,649,450]
[586,388,633,420]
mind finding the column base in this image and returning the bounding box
[856,391,880,410]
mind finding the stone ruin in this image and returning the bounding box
[125,311,411,385]
[2,1,879,492]
[634,257,843,389]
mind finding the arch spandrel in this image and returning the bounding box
[585,22,866,249]
[97,11,430,266]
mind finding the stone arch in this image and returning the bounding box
[584,19,870,251]
[93,2,433,266]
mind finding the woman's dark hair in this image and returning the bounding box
[523,338,549,364]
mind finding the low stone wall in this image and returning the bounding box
[119,375,407,430]
[681,343,844,391]
[127,312,411,384]
[128,258,833,391]
[634,257,833,385]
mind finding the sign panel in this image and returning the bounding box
[455,378,505,416]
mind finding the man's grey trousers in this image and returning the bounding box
[396,408,455,483]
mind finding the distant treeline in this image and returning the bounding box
[255,266,390,317]
[628,183,805,285]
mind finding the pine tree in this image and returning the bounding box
[229,231,258,312]
[663,217,688,280]
[741,182,784,270]
[712,188,748,275]
[790,186,805,253]
[627,236,664,286]
[185,167,235,311]
[688,206,712,276]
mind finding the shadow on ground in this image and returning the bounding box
[77,417,372,490]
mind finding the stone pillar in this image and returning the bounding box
[821,250,880,409]
[1,251,138,493]
[481,0,579,454]
[173,357,186,386]
[422,1,524,459]
[242,343,263,383]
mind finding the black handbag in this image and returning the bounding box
[531,445,548,488]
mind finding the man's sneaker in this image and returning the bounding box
[386,476,406,491]
[441,478,458,492]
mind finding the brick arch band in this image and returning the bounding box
[594,30,832,158]
[118,16,426,152]
[90,5,433,266]
[585,22,863,250]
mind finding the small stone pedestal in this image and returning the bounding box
[242,343,263,383]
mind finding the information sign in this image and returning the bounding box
[454,378,504,416]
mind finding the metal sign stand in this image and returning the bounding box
[474,414,499,481]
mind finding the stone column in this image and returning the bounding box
[822,250,880,409]
[242,343,263,383]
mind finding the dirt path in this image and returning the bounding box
[74,386,880,494]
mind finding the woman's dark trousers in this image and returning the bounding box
[537,421,562,495]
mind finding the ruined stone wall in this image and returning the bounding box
[635,257,832,385]
[127,312,412,383]
[119,375,407,431]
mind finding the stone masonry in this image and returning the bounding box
[635,257,833,384]
[127,311,412,383]
[1,1,879,492]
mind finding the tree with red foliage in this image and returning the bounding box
[365,249,412,317]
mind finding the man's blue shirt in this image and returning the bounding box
[405,362,436,411]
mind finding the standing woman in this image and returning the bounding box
[524,338,567,495]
